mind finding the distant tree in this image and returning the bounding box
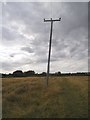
[55,71,61,76]
[13,70,23,77]
[58,71,61,75]
[8,73,13,77]
[2,74,7,78]
[41,72,46,76]
[24,70,35,77]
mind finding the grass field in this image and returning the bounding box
[2,76,88,118]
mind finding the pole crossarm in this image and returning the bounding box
[44,18,61,22]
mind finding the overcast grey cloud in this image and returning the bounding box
[1,2,88,73]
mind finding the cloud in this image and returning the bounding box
[2,26,18,40]
[1,2,88,73]
[21,46,34,53]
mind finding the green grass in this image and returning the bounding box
[2,76,88,118]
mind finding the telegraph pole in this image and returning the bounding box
[44,18,61,87]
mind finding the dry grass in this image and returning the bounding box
[2,76,88,118]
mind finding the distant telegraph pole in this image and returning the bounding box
[44,18,61,87]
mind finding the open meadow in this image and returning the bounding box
[2,76,88,118]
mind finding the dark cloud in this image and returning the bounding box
[1,2,88,73]
[21,46,34,53]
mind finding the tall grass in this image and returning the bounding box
[2,76,88,118]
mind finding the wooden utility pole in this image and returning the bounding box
[44,18,61,87]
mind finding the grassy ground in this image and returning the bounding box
[2,76,88,118]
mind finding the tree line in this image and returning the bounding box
[0,70,90,78]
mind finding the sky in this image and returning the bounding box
[0,2,88,74]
